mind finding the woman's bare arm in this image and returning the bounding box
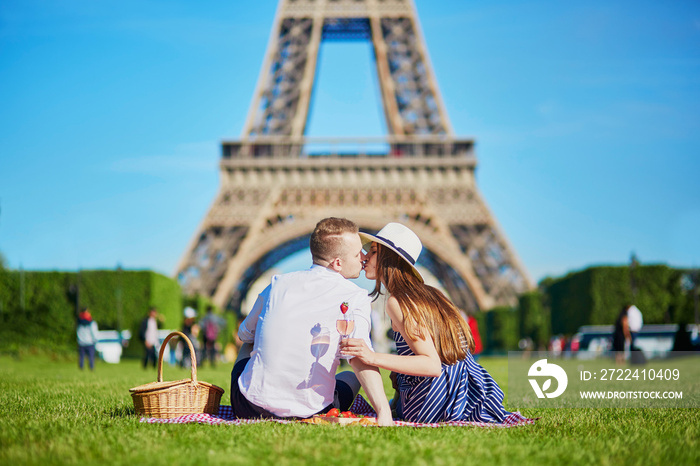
[341,296,442,377]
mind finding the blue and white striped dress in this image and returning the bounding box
[394,331,511,423]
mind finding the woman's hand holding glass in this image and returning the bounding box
[339,337,375,365]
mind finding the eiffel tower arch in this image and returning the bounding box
[176,0,532,314]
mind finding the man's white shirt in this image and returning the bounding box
[238,265,373,417]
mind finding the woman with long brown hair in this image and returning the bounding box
[341,222,514,423]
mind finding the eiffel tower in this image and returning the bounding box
[176,0,532,314]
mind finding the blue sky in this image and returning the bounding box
[1,0,699,284]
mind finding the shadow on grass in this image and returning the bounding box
[106,404,136,418]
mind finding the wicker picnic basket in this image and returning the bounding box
[129,331,224,419]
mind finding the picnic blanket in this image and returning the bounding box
[139,395,537,428]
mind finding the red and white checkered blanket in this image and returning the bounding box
[139,395,537,428]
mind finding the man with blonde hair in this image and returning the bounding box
[231,217,392,425]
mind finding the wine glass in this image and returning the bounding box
[336,308,355,360]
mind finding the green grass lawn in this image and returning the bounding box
[1,353,698,466]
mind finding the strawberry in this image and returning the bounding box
[340,302,349,314]
[326,408,340,417]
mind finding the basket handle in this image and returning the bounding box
[157,331,198,384]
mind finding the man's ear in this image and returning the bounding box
[328,257,342,272]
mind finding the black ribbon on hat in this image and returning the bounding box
[374,235,416,265]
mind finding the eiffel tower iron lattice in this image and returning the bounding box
[176,0,532,314]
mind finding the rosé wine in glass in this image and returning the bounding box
[337,306,355,360]
[336,319,355,336]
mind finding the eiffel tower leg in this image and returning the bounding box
[370,15,452,135]
[243,15,322,137]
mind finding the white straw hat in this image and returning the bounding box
[360,223,424,282]
[183,307,197,319]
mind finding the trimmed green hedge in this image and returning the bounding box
[518,291,551,349]
[0,270,182,355]
[481,306,519,353]
[0,271,75,352]
[545,265,694,335]
[477,264,696,352]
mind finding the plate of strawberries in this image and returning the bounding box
[306,408,377,425]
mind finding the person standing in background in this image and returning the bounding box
[612,306,631,365]
[626,304,643,348]
[180,307,199,368]
[77,308,99,371]
[139,307,159,369]
[200,306,226,367]
[466,313,483,361]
